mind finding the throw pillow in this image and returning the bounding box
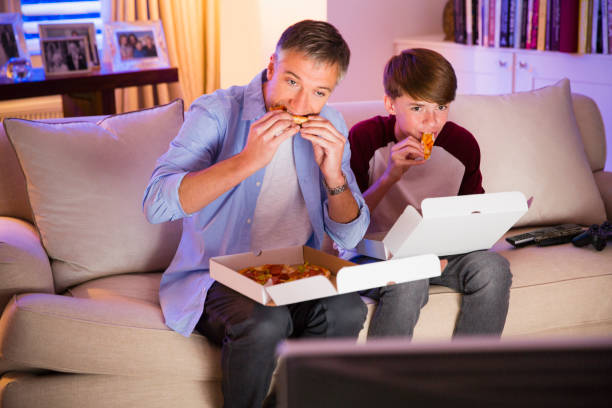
[4,100,184,291]
[448,79,606,227]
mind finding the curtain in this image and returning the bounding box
[0,0,20,13]
[110,0,220,113]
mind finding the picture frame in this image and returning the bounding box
[39,22,100,69]
[40,36,91,77]
[103,20,169,72]
[0,13,29,69]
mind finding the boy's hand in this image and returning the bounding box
[299,116,346,185]
[241,110,300,170]
[384,136,427,183]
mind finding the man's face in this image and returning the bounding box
[384,93,450,142]
[263,49,338,116]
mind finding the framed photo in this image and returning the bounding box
[39,22,100,68]
[41,36,91,77]
[104,20,169,71]
[0,13,29,68]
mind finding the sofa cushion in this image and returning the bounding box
[3,101,184,292]
[0,373,222,408]
[0,217,54,312]
[0,283,221,381]
[572,94,607,172]
[448,79,606,227]
[0,124,31,223]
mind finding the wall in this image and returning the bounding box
[219,0,327,88]
[327,0,447,102]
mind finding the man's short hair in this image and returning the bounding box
[383,48,457,104]
[275,20,350,82]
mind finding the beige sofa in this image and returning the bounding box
[1,79,611,407]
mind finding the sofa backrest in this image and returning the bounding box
[331,82,608,228]
[330,93,606,173]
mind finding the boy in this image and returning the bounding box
[348,48,511,338]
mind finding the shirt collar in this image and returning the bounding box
[243,69,268,121]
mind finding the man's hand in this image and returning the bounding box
[299,116,359,224]
[240,110,300,170]
[383,136,427,183]
[299,116,346,185]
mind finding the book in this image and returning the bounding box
[473,0,480,44]
[537,0,548,50]
[516,0,526,48]
[559,0,580,52]
[455,0,468,44]
[602,0,609,52]
[592,0,601,52]
[509,0,517,47]
[578,0,590,53]
[545,0,553,49]
[549,0,561,51]
[608,0,612,53]
[489,0,497,46]
[495,0,503,46]
[501,0,510,46]
[526,0,535,48]
[586,0,594,52]
[530,0,541,48]
[466,0,473,45]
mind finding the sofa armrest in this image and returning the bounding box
[0,217,54,312]
[594,171,612,221]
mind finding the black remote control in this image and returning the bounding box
[506,224,585,248]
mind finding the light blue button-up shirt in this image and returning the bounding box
[143,70,370,337]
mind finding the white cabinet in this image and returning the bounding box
[395,35,612,171]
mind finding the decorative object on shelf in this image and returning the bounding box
[40,36,91,77]
[2,57,32,82]
[443,0,455,41]
[39,22,100,69]
[0,13,29,77]
[103,20,170,72]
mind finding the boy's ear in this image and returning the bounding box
[384,95,396,115]
[266,54,276,81]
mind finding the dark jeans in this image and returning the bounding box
[196,281,367,408]
[358,251,512,338]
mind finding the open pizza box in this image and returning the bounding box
[355,191,530,260]
[210,245,441,306]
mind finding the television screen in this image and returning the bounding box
[276,336,612,408]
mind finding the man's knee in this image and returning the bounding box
[379,279,430,307]
[322,293,367,336]
[232,307,292,346]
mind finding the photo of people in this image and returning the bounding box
[39,23,100,67]
[116,30,157,60]
[41,36,90,76]
[0,23,19,67]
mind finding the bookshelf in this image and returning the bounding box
[394,34,612,153]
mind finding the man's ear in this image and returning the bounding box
[266,54,276,81]
[384,95,396,115]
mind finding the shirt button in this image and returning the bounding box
[247,218,252,224]
[256,181,261,187]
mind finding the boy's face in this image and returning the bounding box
[384,93,450,142]
[263,49,338,116]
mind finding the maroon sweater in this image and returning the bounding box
[348,115,485,195]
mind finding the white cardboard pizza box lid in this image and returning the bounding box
[355,191,529,260]
[210,246,440,306]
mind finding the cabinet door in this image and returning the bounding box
[514,51,612,171]
[394,40,514,95]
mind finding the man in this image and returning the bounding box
[143,20,369,407]
[348,48,512,339]
[66,41,86,70]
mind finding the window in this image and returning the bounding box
[20,0,103,55]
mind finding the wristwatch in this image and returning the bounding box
[324,173,348,196]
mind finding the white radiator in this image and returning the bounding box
[0,96,63,121]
